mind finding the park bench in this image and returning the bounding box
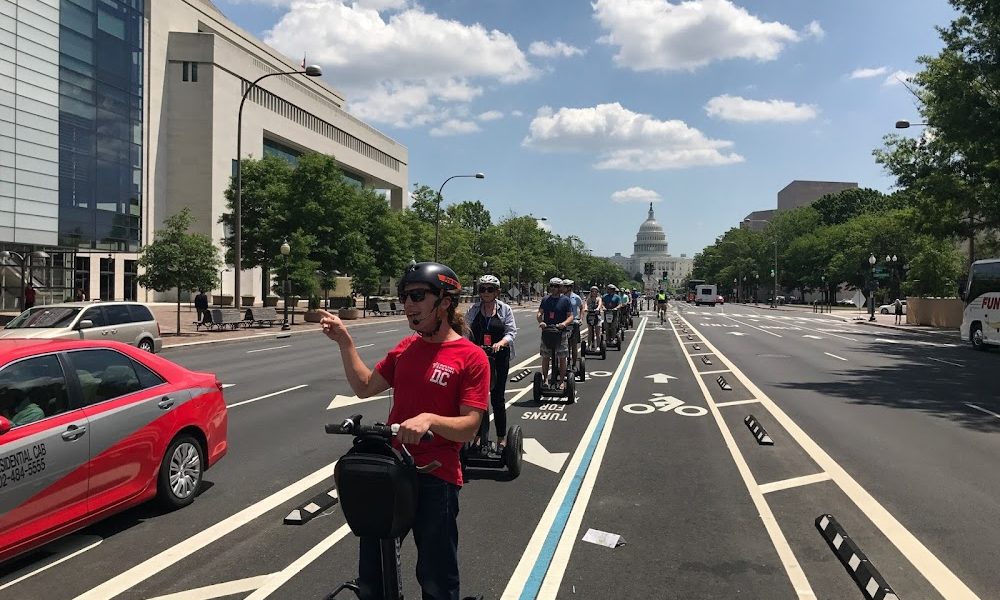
[208,308,245,330]
[245,306,279,327]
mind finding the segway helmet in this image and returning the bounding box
[549,277,563,286]
[478,274,501,287]
[399,262,461,297]
[563,279,574,287]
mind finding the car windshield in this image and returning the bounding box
[5,307,81,329]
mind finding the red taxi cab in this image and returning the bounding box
[0,339,227,562]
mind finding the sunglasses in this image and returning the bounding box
[478,286,498,293]
[399,288,435,303]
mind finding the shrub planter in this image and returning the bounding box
[241,295,256,307]
[215,295,234,306]
[338,307,359,320]
[304,310,323,323]
[263,296,279,307]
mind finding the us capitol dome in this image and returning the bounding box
[607,203,693,290]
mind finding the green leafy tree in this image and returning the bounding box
[811,188,901,226]
[139,207,221,334]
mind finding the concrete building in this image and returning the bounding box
[608,204,693,291]
[0,0,407,308]
[740,180,857,230]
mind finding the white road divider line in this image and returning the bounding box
[720,315,782,337]
[824,352,848,361]
[227,384,309,409]
[355,343,375,348]
[375,329,398,334]
[244,525,353,599]
[714,399,761,408]
[699,369,731,375]
[759,473,832,495]
[147,574,278,600]
[928,357,964,367]
[0,536,103,591]
[672,316,815,599]
[677,315,982,600]
[74,461,340,599]
[965,403,1000,420]
[246,345,291,354]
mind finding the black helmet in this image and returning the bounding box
[399,262,461,296]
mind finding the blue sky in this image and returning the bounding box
[217,0,957,259]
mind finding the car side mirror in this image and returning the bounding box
[0,416,12,435]
[77,319,94,330]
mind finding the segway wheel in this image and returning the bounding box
[600,343,607,360]
[566,378,576,403]
[621,330,627,344]
[532,372,543,402]
[581,340,587,355]
[504,426,523,478]
[577,356,586,382]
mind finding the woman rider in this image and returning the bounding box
[465,274,517,450]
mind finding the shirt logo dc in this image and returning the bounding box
[429,361,456,387]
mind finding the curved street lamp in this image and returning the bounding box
[895,120,929,129]
[434,173,485,262]
[868,253,877,321]
[234,65,323,311]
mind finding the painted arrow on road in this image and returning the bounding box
[644,373,677,384]
[327,393,391,410]
[726,331,747,336]
[522,438,569,473]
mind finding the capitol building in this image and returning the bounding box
[607,204,694,291]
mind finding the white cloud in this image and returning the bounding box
[611,187,662,203]
[429,119,481,137]
[477,110,504,121]
[883,70,914,87]
[592,0,802,71]
[523,102,743,170]
[803,20,824,40]
[529,40,585,58]
[511,110,524,117]
[263,2,536,127]
[704,94,818,122]
[849,66,889,79]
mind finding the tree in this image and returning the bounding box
[811,188,900,226]
[139,207,221,334]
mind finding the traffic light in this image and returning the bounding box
[644,262,654,275]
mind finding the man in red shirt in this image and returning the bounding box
[319,262,488,600]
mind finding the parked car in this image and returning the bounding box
[716,295,725,305]
[878,300,907,315]
[0,339,228,562]
[837,299,857,306]
[1,302,162,353]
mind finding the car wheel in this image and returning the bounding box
[971,323,986,351]
[157,434,203,510]
[138,338,155,353]
[880,308,889,314]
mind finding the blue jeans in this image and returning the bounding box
[358,474,461,600]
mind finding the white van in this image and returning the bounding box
[695,284,718,307]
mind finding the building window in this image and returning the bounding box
[191,62,198,82]
[182,61,189,81]
[101,257,115,301]
[124,260,137,301]
[75,257,90,300]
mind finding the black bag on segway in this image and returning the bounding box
[541,326,563,349]
[334,436,418,539]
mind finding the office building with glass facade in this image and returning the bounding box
[0,0,407,308]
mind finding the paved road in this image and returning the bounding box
[0,303,994,599]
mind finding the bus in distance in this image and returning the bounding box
[961,258,1000,350]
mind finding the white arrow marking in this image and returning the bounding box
[221,384,235,389]
[147,574,278,600]
[802,335,823,339]
[645,373,677,384]
[727,331,747,336]
[327,393,391,410]
[521,438,569,473]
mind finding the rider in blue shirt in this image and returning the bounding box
[562,279,584,370]
[538,278,574,389]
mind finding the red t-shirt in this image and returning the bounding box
[375,335,489,486]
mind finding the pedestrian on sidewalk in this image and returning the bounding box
[894,298,903,325]
[23,284,36,310]
[195,290,209,323]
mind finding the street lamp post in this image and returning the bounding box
[234,65,322,312]
[1,249,50,310]
[219,268,230,305]
[743,219,778,307]
[280,240,291,330]
[885,254,898,300]
[821,274,827,312]
[434,173,485,262]
[868,253,877,321]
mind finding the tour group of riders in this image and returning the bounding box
[318,262,669,600]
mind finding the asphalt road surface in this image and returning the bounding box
[1,302,995,599]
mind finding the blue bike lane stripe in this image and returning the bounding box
[518,318,647,600]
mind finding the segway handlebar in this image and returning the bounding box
[325,414,434,442]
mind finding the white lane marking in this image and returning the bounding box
[824,352,848,361]
[0,536,103,592]
[802,335,823,340]
[74,461,339,599]
[521,438,570,473]
[689,352,713,357]
[759,473,832,495]
[221,384,235,389]
[147,574,278,600]
[246,345,291,354]
[720,315,782,337]
[928,357,964,367]
[227,384,309,409]
[678,316,981,600]
[375,329,398,334]
[502,320,648,599]
[699,369,731,375]
[244,525,353,599]
[729,314,857,341]
[355,343,375,348]
[671,317,814,597]
[714,399,761,408]
[965,403,1000,420]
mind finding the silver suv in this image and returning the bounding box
[0,302,163,353]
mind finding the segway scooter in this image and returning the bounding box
[326,415,482,600]
[533,324,575,403]
[461,345,524,477]
[568,322,586,382]
[581,309,607,360]
[604,309,622,350]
